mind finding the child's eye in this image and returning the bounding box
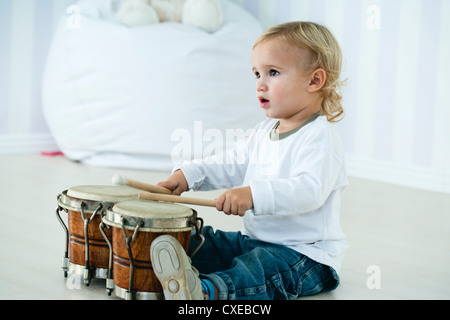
[270,69,280,77]
[254,71,261,79]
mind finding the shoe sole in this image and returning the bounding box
[151,235,192,300]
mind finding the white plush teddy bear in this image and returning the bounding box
[117,0,223,32]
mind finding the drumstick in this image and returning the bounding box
[138,192,217,208]
[112,174,172,195]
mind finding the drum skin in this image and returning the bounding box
[112,227,191,293]
[68,209,111,269]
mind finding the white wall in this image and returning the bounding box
[0,0,76,153]
[0,0,449,193]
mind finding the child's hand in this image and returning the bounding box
[157,170,188,196]
[215,187,253,217]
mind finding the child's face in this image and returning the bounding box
[251,39,320,124]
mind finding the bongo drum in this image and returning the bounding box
[101,199,205,300]
[56,185,140,286]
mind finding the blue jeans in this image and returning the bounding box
[188,226,339,300]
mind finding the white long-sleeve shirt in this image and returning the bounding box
[176,116,348,272]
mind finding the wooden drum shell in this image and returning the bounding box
[102,199,200,298]
[67,209,111,269]
[111,227,191,293]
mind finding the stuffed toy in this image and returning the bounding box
[117,0,223,32]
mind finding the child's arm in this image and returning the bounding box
[172,135,249,192]
[158,171,253,216]
[158,133,254,215]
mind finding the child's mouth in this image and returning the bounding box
[259,97,270,108]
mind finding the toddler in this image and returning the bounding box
[150,21,348,300]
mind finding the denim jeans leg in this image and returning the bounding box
[189,226,339,300]
[210,242,307,300]
[189,226,244,274]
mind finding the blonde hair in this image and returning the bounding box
[254,22,346,122]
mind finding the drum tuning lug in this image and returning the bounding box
[83,268,91,286]
[61,257,69,277]
[56,206,70,278]
[106,278,114,296]
[61,257,69,268]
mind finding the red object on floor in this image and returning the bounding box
[41,151,64,157]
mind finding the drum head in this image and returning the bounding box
[67,185,140,202]
[105,200,195,231]
[113,200,193,220]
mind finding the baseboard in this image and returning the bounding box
[346,155,450,194]
[0,133,59,155]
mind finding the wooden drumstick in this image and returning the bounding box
[138,192,217,208]
[112,174,172,195]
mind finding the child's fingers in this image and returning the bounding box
[215,194,225,212]
[157,181,178,192]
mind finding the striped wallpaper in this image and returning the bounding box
[0,0,449,193]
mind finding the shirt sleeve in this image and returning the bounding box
[175,137,249,192]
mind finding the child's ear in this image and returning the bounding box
[307,68,326,92]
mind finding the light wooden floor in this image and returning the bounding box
[0,154,449,300]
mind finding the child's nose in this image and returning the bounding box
[257,80,268,92]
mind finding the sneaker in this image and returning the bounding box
[150,235,204,300]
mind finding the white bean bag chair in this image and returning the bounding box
[43,0,264,170]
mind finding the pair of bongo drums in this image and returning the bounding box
[56,185,205,300]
